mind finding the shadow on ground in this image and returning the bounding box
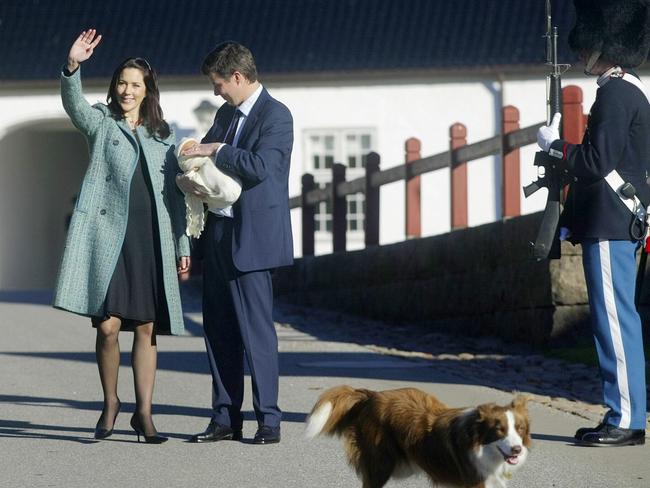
[0,350,469,385]
[0,395,307,443]
[272,300,615,410]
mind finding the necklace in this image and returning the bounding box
[126,117,141,130]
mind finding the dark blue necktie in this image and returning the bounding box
[223,109,242,146]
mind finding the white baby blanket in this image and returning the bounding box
[175,138,242,238]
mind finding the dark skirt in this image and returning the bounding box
[92,150,170,334]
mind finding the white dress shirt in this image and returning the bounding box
[210,84,264,217]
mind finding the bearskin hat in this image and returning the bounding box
[568,0,650,67]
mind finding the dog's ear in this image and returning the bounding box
[511,394,531,412]
[474,403,507,445]
[510,394,532,446]
[476,403,495,420]
[465,406,490,445]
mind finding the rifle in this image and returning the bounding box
[523,0,571,261]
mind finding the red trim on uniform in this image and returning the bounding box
[563,143,568,160]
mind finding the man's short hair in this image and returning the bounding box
[201,42,258,82]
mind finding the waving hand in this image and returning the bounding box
[67,29,102,72]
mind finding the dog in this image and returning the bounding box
[305,386,531,488]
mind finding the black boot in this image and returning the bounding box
[576,423,645,447]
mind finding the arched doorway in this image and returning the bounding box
[0,119,88,290]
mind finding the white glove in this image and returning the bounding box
[537,112,561,152]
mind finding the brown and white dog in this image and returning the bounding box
[306,386,531,488]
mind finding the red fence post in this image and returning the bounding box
[332,163,347,253]
[450,123,468,229]
[301,173,315,257]
[502,105,521,218]
[364,152,380,247]
[562,85,586,144]
[561,86,585,201]
[405,138,421,238]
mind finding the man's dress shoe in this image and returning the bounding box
[574,421,606,440]
[576,423,645,446]
[253,425,281,444]
[190,421,242,443]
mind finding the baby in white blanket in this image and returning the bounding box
[175,137,242,238]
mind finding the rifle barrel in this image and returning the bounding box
[545,0,552,64]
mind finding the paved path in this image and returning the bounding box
[0,288,648,488]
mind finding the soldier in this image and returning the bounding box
[537,0,650,446]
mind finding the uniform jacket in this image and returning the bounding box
[551,72,650,242]
[53,67,190,335]
[202,88,294,272]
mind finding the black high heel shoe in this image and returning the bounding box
[94,398,121,440]
[130,414,168,444]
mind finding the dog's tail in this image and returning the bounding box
[305,385,372,438]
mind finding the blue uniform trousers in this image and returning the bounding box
[581,238,647,429]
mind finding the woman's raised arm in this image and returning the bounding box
[61,29,105,136]
[67,29,102,72]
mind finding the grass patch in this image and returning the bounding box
[545,341,650,370]
[545,343,599,367]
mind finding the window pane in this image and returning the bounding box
[304,129,373,237]
[361,134,371,149]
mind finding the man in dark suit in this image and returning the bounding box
[176,42,293,444]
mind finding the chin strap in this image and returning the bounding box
[584,50,602,75]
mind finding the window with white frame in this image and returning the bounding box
[303,129,376,238]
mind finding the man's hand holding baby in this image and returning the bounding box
[181,141,222,160]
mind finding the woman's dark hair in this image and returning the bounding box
[201,42,258,82]
[106,57,170,139]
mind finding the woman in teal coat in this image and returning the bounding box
[54,29,190,443]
